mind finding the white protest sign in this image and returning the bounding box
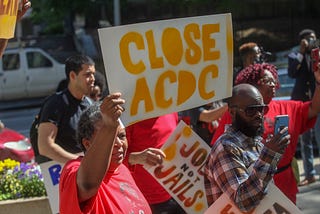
[40,161,64,214]
[98,13,233,126]
[144,120,211,213]
[204,180,303,214]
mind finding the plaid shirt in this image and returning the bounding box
[204,126,282,212]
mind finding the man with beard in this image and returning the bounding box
[204,84,290,213]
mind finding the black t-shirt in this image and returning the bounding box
[39,89,91,155]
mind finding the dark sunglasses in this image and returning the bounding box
[231,104,269,117]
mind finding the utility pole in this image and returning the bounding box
[114,0,121,26]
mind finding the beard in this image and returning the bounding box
[234,113,264,138]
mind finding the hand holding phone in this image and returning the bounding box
[274,115,289,136]
[311,47,319,72]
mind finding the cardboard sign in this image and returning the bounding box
[98,13,233,126]
[0,0,19,38]
[204,182,303,214]
[144,121,211,213]
[40,161,64,214]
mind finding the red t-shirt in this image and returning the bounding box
[210,100,316,203]
[125,113,178,204]
[59,159,152,214]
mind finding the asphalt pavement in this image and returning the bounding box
[297,158,320,214]
[0,97,44,111]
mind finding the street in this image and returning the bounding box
[297,158,320,214]
[1,106,39,137]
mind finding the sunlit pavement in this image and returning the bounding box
[297,158,320,214]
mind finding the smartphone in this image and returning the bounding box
[274,115,289,135]
[311,47,319,72]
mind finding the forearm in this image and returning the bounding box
[199,105,228,123]
[39,142,79,163]
[38,123,79,163]
[234,148,281,212]
[309,81,320,118]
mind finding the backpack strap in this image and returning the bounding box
[31,90,69,163]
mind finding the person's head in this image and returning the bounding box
[239,42,261,68]
[229,84,267,137]
[77,102,127,171]
[299,29,317,52]
[89,72,107,101]
[65,55,96,99]
[235,63,279,104]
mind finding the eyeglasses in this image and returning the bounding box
[259,78,276,86]
[231,104,269,117]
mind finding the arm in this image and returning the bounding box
[198,104,228,123]
[17,0,31,21]
[308,63,320,119]
[128,148,166,167]
[38,122,79,163]
[77,93,125,202]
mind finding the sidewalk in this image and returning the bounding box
[296,158,320,214]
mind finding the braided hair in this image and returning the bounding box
[234,63,280,89]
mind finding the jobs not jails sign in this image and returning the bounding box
[98,13,233,126]
[144,121,211,213]
[204,183,303,214]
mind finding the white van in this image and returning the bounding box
[0,47,65,101]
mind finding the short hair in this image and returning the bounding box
[239,42,258,59]
[94,72,107,93]
[235,63,280,89]
[65,55,95,80]
[299,29,315,40]
[77,102,102,151]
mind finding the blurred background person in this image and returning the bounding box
[89,71,107,102]
[234,42,271,82]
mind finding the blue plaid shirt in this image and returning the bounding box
[204,126,282,212]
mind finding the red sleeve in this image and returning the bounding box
[210,111,232,146]
[59,160,83,214]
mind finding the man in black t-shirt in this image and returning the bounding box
[37,55,95,163]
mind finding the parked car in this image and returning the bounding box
[0,47,65,101]
[0,128,34,162]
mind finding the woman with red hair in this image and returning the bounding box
[209,63,320,203]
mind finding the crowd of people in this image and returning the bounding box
[2,2,320,212]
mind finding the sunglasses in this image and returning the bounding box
[231,104,269,117]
